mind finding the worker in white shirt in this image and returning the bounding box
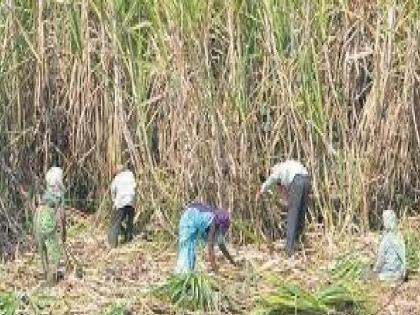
[256,160,310,256]
[108,164,137,248]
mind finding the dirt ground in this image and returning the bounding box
[1,210,419,315]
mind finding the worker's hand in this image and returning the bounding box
[209,262,218,273]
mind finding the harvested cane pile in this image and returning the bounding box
[152,272,228,312]
[0,293,17,315]
[253,256,371,315]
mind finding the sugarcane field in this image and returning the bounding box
[1,1,419,315]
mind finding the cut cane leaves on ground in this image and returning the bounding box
[253,278,370,315]
[0,293,17,315]
[152,272,229,312]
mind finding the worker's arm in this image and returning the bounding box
[217,234,237,267]
[207,222,218,272]
[278,185,289,206]
[256,167,283,201]
[260,172,281,194]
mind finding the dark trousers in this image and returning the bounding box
[286,175,310,255]
[108,205,135,248]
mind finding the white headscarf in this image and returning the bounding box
[45,166,64,193]
[383,209,397,233]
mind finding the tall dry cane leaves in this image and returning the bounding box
[0,0,419,242]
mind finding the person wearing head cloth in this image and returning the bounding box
[43,166,66,242]
[256,160,310,256]
[108,164,137,248]
[373,209,406,281]
[175,202,237,273]
[34,166,66,284]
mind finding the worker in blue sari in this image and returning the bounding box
[175,202,237,273]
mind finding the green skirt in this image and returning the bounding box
[34,205,61,265]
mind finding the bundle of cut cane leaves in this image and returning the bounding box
[253,281,329,315]
[0,292,17,315]
[253,279,365,315]
[253,255,371,315]
[152,272,225,312]
[330,254,370,281]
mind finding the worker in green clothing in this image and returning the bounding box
[34,166,66,284]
